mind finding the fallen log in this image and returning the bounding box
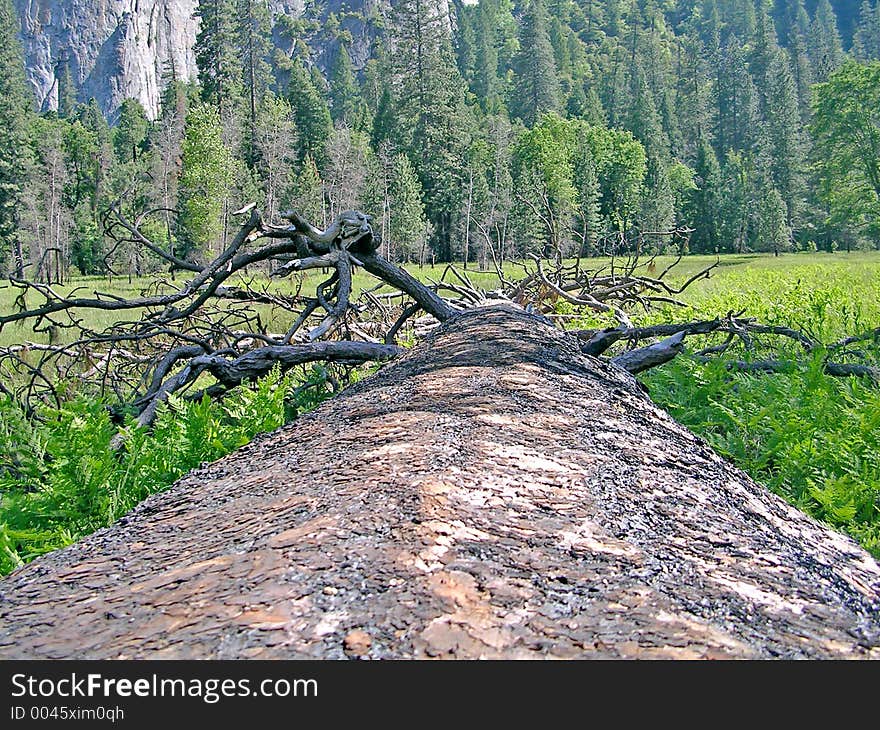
[0,306,878,659]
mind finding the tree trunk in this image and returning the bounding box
[0,306,878,659]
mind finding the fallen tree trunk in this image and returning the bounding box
[0,306,878,659]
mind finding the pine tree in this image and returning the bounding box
[675,9,712,160]
[0,0,34,276]
[55,53,78,119]
[626,66,668,158]
[571,140,601,255]
[723,0,756,41]
[639,152,675,236]
[473,4,502,113]
[288,154,324,226]
[113,99,150,164]
[746,5,807,233]
[714,37,759,156]
[455,7,477,87]
[194,0,242,116]
[151,76,189,250]
[287,58,332,167]
[687,136,723,253]
[854,0,880,61]
[755,179,791,255]
[237,0,272,168]
[329,43,365,128]
[809,0,845,83]
[388,153,428,262]
[718,150,751,253]
[511,0,561,127]
[788,0,814,121]
[749,1,777,93]
[371,84,396,152]
[761,50,807,231]
[76,99,112,215]
[392,0,472,261]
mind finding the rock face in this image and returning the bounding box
[13,0,426,119]
[14,0,449,120]
[15,0,200,119]
[0,306,878,659]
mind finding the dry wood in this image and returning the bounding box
[1,207,877,444]
[1,307,877,659]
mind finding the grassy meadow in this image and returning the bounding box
[0,250,879,572]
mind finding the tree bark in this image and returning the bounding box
[0,306,878,659]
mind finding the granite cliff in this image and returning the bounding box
[15,0,200,119]
[12,0,412,120]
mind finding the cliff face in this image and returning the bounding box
[12,0,407,121]
[15,0,200,120]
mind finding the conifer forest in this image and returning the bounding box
[0,0,879,602]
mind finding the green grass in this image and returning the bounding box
[0,364,339,574]
[638,254,880,556]
[0,250,879,573]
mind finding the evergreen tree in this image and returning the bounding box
[749,1,777,92]
[194,0,242,115]
[288,154,324,226]
[237,0,273,167]
[388,153,428,262]
[473,4,502,113]
[687,136,723,253]
[113,99,150,164]
[0,0,34,276]
[675,10,712,161]
[151,77,189,250]
[626,66,668,158]
[511,0,561,127]
[761,49,807,230]
[74,99,112,216]
[455,7,477,87]
[329,43,365,128]
[55,53,78,119]
[571,140,601,255]
[718,150,752,253]
[287,58,332,166]
[723,0,757,41]
[854,0,880,60]
[370,84,396,152]
[392,0,472,261]
[714,37,759,156]
[809,0,845,83]
[755,179,791,254]
[639,152,675,236]
[788,0,814,121]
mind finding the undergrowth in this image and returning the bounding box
[0,365,336,574]
[641,262,880,557]
[0,256,878,573]
[644,357,880,557]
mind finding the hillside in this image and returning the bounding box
[11,1,873,119]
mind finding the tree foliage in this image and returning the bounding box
[812,60,880,242]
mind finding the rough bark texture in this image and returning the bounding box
[1,306,879,659]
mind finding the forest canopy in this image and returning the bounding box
[1,0,880,278]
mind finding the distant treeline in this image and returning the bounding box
[1,0,880,278]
